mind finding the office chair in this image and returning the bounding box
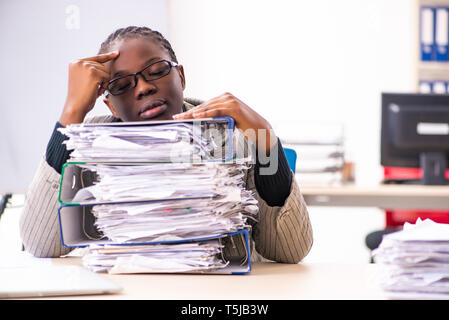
[283,148,297,173]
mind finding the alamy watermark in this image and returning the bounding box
[169,122,279,175]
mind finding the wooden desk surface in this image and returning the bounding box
[300,183,449,209]
[47,257,385,300]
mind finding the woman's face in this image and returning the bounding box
[104,38,185,121]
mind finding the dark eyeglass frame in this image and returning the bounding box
[106,59,178,96]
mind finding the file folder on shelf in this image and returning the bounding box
[421,6,436,61]
[57,203,251,274]
[436,7,449,62]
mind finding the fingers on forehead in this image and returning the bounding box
[83,51,119,63]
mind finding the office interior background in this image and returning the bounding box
[0,0,422,262]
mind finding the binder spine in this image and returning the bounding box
[58,161,86,205]
[435,7,449,62]
[420,6,436,61]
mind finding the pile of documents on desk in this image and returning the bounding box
[373,219,449,299]
[58,120,256,274]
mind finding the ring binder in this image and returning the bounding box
[57,204,251,274]
[58,117,236,163]
[421,6,436,61]
[436,7,449,62]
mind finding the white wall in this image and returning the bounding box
[0,0,168,193]
[167,0,418,185]
[0,0,419,193]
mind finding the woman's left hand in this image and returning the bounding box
[173,92,277,153]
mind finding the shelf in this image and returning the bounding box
[418,62,449,80]
[417,1,449,85]
[420,0,449,6]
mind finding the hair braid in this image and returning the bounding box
[98,26,178,63]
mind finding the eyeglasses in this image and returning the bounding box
[106,60,178,96]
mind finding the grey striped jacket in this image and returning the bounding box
[19,99,313,263]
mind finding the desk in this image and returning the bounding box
[40,257,385,300]
[300,184,449,210]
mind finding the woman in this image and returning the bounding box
[19,26,313,263]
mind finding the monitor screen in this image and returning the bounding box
[381,93,449,185]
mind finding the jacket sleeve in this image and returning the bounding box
[19,156,73,257]
[248,164,313,263]
[19,116,117,258]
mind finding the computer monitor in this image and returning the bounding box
[381,93,449,185]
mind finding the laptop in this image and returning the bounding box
[0,265,122,298]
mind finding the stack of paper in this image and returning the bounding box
[71,162,249,203]
[58,119,256,274]
[91,195,257,243]
[84,240,228,274]
[58,121,222,162]
[373,219,449,299]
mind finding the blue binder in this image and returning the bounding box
[435,7,449,62]
[421,6,436,61]
[57,203,252,274]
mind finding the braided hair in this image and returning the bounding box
[98,26,178,63]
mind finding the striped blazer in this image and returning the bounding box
[19,98,313,263]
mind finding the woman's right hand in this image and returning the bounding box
[59,51,120,126]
